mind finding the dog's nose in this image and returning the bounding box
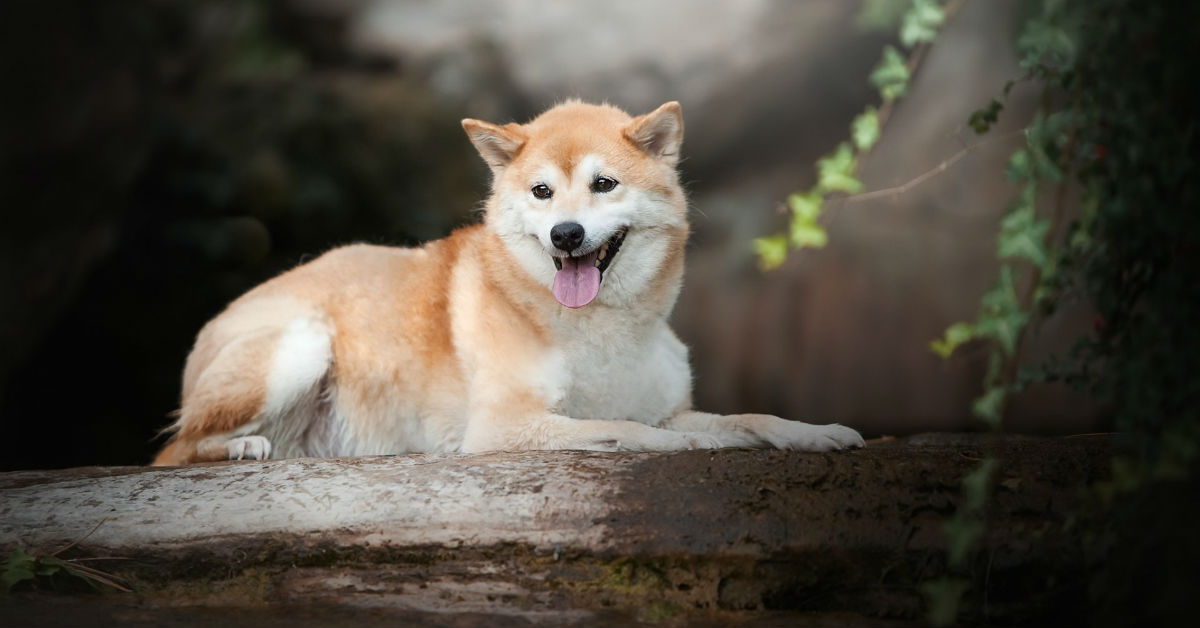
[550,222,585,252]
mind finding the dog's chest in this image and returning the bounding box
[549,320,691,424]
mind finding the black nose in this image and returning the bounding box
[550,222,585,252]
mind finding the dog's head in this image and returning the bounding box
[463,101,688,310]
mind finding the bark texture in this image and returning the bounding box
[0,434,1112,626]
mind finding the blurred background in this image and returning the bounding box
[0,0,1099,470]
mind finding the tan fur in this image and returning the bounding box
[152,100,863,465]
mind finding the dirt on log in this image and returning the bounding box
[0,434,1111,626]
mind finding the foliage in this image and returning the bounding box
[3,546,129,593]
[933,0,1200,622]
[935,0,1200,462]
[764,0,1200,623]
[752,0,951,270]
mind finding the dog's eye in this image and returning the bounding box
[591,176,618,193]
[531,184,553,200]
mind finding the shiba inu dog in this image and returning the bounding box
[152,100,864,465]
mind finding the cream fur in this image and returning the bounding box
[152,100,864,465]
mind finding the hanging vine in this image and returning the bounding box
[758,0,1199,623]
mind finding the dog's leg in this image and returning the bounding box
[532,414,723,452]
[461,405,722,453]
[153,316,331,465]
[661,411,864,452]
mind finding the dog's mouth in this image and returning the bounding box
[550,228,627,309]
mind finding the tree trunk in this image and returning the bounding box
[0,434,1112,626]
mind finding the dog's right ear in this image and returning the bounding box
[462,119,526,170]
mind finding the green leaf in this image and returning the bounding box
[787,190,823,221]
[869,46,910,102]
[972,385,1007,426]
[1025,111,1071,181]
[3,548,37,592]
[930,322,975,359]
[789,220,828,250]
[1005,149,1032,183]
[786,191,828,249]
[973,312,1029,360]
[974,266,1029,356]
[921,578,970,627]
[1016,14,1077,72]
[816,143,864,194]
[755,188,833,266]
[851,107,880,152]
[753,234,790,271]
[997,188,1051,270]
[968,98,1004,135]
[900,0,946,48]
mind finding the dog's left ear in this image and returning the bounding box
[624,101,684,166]
[462,119,527,171]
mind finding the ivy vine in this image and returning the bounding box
[759,0,1199,623]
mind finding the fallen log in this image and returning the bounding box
[0,434,1112,626]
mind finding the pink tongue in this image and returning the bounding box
[552,252,601,308]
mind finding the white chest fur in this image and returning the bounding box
[547,313,692,425]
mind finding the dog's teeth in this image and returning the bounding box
[597,247,607,261]
[595,258,601,268]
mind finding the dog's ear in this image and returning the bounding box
[624,101,684,166]
[462,119,526,170]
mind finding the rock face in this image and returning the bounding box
[0,434,1109,626]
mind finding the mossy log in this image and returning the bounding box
[0,434,1111,626]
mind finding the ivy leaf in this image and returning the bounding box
[900,0,946,48]
[973,307,1029,358]
[1016,15,1077,73]
[753,234,790,271]
[974,266,1029,356]
[869,46,910,102]
[968,98,1004,135]
[790,220,828,250]
[788,190,823,221]
[997,188,1051,270]
[930,322,975,359]
[851,107,880,152]
[1006,149,1032,183]
[1026,111,1071,181]
[787,191,828,249]
[972,385,1007,426]
[816,143,864,194]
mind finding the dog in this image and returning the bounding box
[152,100,864,465]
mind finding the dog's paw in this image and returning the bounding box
[747,416,864,452]
[681,432,723,450]
[786,422,865,452]
[227,436,272,461]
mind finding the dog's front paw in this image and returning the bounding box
[681,432,723,450]
[227,436,272,461]
[746,416,864,452]
[787,422,864,452]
